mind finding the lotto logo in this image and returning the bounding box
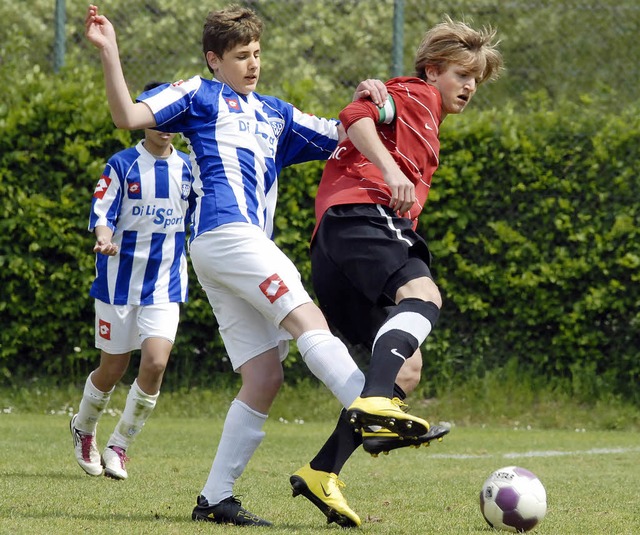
[259,273,289,303]
[225,97,241,112]
[98,319,111,340]
[93,175,111,199]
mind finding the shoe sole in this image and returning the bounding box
[290,475,359,528]
[347,408,429,437]
[102,453,127,480]
[103,468,127,480]
[192,506,273,526]
[363,424,451,457]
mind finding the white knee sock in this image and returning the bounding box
[107,379,159,450]
[75,373,114,434]
[297,329,365,408]
[201,399,267,505]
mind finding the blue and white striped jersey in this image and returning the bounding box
[89,140,193,306]
[138,76,340,241]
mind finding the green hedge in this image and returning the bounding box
[1,68,638,403]
[421,93,640,403]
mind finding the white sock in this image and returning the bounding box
[297,329,365,408]
[107,379,159,450]
[74,373,113,434]
[201,399,267,505]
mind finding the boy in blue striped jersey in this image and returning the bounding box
[70,82,193,481]
[83,2,422,526]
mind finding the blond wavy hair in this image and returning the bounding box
[414,15,503,84]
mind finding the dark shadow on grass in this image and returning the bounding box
[0,471,84,481]
[6,509,195,524]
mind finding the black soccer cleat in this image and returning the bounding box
[192,495,272,526]
[362,424,451,457]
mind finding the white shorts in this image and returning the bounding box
[94,300,180,354]
[189,223,312,370]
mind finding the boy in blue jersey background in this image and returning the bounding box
[84,3,420,526]
[70,82,193,481]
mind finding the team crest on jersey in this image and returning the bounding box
[269,118,285,138]
[259,273,289,303]
[93,175,111,199]
[181,183,191,201]
[98,319,111,340]
[225,97,242,113]
[128,181,142,198]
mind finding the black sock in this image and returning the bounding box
[309,409,362,475]
[393,383,407,400]
[361,299,439,398]
[361,329,416,397]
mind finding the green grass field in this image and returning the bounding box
[1,385,639,535]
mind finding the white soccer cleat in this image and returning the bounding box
[70,414,103,476]
[102,445,129,480]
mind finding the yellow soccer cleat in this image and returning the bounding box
[290,463,361,528]
[347,396,430,437]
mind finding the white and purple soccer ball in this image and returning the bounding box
[479,466,547,532]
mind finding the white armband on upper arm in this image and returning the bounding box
[378,95,396,124]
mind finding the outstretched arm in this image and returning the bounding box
[85,5,155,130]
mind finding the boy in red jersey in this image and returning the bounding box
[290,16,503,526]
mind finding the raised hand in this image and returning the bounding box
[85,4,117,50]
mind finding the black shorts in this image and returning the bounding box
[311,204,433,351]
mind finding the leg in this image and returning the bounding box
[281,302,365,410]
[348,275,440,435]
[102,337,172,480]
[75,350,130,435]
[362,276,441,398]
[395,347,423,395]
[290,408,363,527]
[193,349,282,526]
[102,302,180,479]
[70,350,129,477]
[71,301,139,476]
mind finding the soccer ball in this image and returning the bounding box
[479,466,547,532]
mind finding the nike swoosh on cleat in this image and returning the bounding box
[320,483,332,497]
[390,348,405,359]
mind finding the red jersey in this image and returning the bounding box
[314,77,442,235]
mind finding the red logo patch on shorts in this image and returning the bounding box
[98,319,111,340]
[259,273,289,304]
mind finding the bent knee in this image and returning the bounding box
[396,277,442,308]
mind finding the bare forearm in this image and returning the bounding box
[346,118,400,175]
[346,117,415,214]
[94,225,118,256]
[100,45,155,129]
[86,5,155,130]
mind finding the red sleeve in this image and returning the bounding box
[338,99,380,132]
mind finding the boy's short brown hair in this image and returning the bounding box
[202,5,263,72]
[414,16,503,84]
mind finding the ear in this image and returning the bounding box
[425,65,439,83]
[206,51,220,71]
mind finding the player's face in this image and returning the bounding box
[207,41,261,95]
[143,129,175,157]
[426,64,480,117]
